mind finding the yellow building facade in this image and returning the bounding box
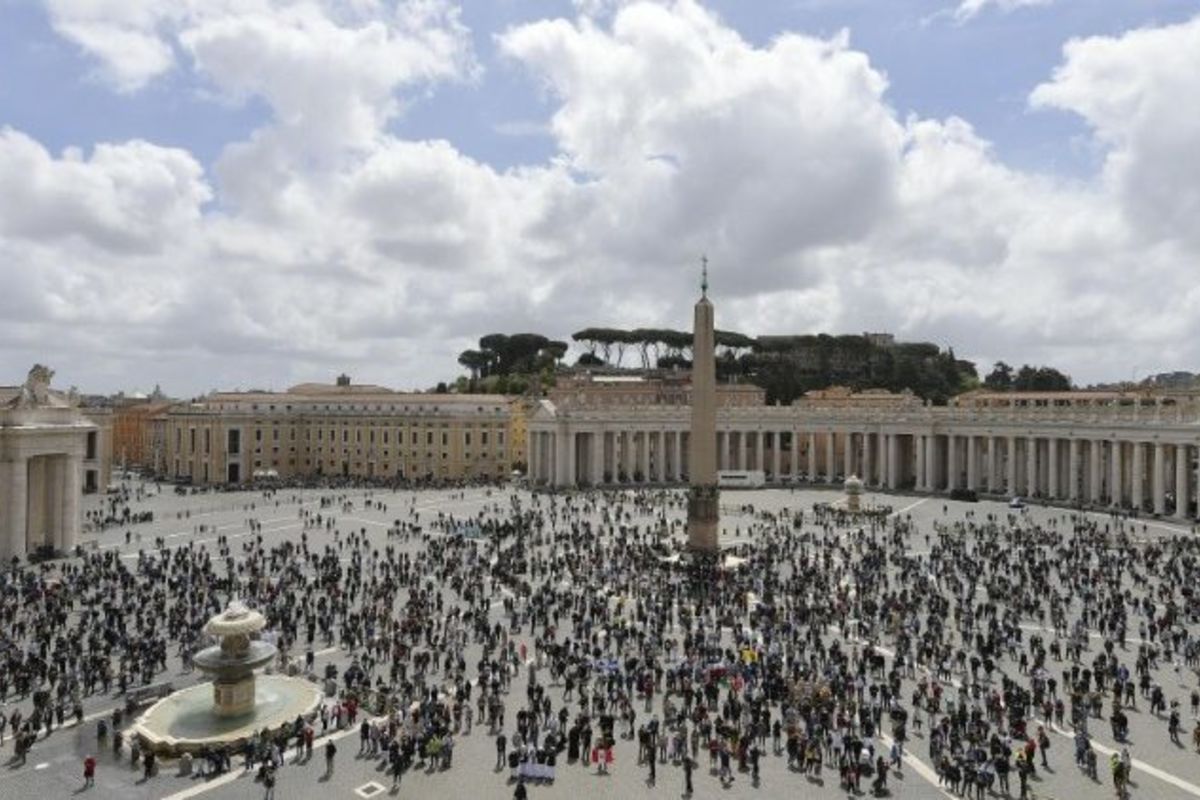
[164,380,514,484]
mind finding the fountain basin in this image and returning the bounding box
[131,674,322,755]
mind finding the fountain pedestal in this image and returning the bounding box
[130,601,322,755]
[213,676,256,717]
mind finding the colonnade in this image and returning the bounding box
[528,421,1200,520]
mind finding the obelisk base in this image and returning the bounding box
[686,484,720,553]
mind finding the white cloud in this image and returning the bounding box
[0,128,210,252]
[1031,16,1200,248]
[952,0,1054,23]
[4,1,1200,393]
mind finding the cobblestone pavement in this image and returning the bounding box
[2,482,1198,800]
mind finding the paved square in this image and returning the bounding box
[0,480,1197,800]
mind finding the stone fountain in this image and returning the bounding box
[131,601,322,755]
[194,602,277,717]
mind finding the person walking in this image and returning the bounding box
[82,754,97,789]
[263,765,276,799]
[682,753,695,797]
[324,739,337,778]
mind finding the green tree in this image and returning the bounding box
[984,361,1014,391]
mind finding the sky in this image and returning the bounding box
[1,0,1198,395]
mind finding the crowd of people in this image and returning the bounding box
[0,478,1198,799]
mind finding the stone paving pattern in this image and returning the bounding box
[1,482,1198,800]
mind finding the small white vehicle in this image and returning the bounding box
[1009,496,1026,509]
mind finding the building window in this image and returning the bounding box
[228,429,241,453]
[86,431,98,460]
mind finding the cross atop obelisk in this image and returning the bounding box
[687,256,719,553]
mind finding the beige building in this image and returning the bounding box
[1,366,97,561]
[530,380,1200,520]
[165,377,514,484]
[112,400,173,473]
[80,407,113,492]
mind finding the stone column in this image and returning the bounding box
[1110,440,1122,506]
[1068,439,1080,501]
[987,437,998,493]
[724,431,733,473]
[1131,442,1144,510]
[657,431,667,483]
[1153,442,1166,515]
[3,457,28,561]
[1025,437,1038,497]
[530,432,540,482]
[888,434,900,490]
[1006,436,1017,496]
[925,435,937,493]
[623,431,633,481]
[756,431,766,474]
[772,432,781,481]
[673,431,683,482]
[843,433,854,480]
[565,431,577,487]
[1174,444,1189,520]
[740,431,749,471]
[863,433,873,486]
[62,455,81,553]
[791,431,799,479]
[826,434,836,483]
[592,430,604,485]
[808,433,817,480]
[1089,440,1102,503]
[966,436,977,491]
[1047,438,1058,500]
[639,430,649,482]
[915,435,926,491]
[946,435,958,491]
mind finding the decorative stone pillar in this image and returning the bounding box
[1,457,28,561]
[592,430,605,485]
[887,434,900,490]
[826,433,836,483]
[1152,442,1165,516]
[1006,436,1017,496]
[673,431,683,482]
[639,430,649,482]
[946,435,958,491]
[1111,440,1123,506]
[915,435,926,491]
[1089,440,1102,503]
[966,436,977,491]
[843,433,853,480]
[1131,442,1144,510]
[925,435,937,493]
[1047,438,1058,500]
[740,431,749,471]
[1068,439,1080,501]
[1026,437,1038,497]
[986,437,998,493]
[862,432,873,486]
[772,432,781,481]
[808,433,817,480]
[756,431,766,474]
[1174,444,1189,520]
[61,455,80,553]
[657,431,667,483]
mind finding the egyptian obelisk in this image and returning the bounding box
[687,258,720,553]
